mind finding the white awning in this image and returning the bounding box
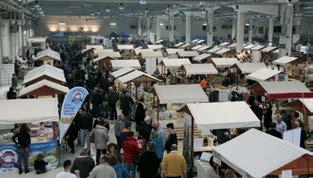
[117,44,134,50]
[234,62,267,74]
[23,65,66,85]
[117,70,160,84]
[197,39,205,44]
[191,39,200,43]
[244,44,256,49]
[174,42,185,47]
[0,98,59,124]
[177,51,199,57]
[180,43,191,48]
[211,58,239,68]
[37,49,59,57]
[35,51,61,61]
[165,48,184,55]
[155,40,164,44]
[93,51,121,62]
[193,53,212,62]
[214,48,231,55]
[154,84,208,104]
[272,56,298,66]
[191,45,203,51]
[82,45,103,53]
[147,45,163,50]
[228,43,237,48]
[219,42,231,47]
[299,98,313,113]
[110,67,135,78]
[251,45,265,51]
[213,129,311,178]
[197,45,211,52]
[261,46,278,52]
[258,81,311,94]
[135,48,153,55]
[184,102,260,131]
[160,58,191,68]
[111,60,141,70]
[19,80,69,97]
[207,46,222,53]
[246,68,281,81]
[183,64,218,75]
[140,51,163,58]
[26,65,63,77]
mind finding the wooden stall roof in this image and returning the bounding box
[116,70,160,84]
[19,79,69,97]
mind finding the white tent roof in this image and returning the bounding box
[160,58,191,68]
[165,48,184,55]
[246,68,281,81]
[23,66,66,85]
[197,39,205,44]
[28,37,46,43]
[219,42,231,47]
[213,129,311,178]
[147,45,163,50]
[174,42,185,47]
[95,49,114,53]
[191,45,203,51]
[82,45,103,53]
[211,58,239,68]
[26,65,63,77]
[110,67,135,78]
[35,51,61,61]
[251,45,265,50]
[0,98,59,124]
[117,44,134,50]
[228,43,237,48]
[258,81,311,94]
[207,46,222,53]
[214,48,231,55]
[261,46,278,52]
[93,51,121,62]
[177,51,199,57]
[272,56,298,66]
[180,43,191,48]
[37,49,59,57]
[154,84,208,104]
[183,64,218,75]
[244,44,256,49]
[185,102,260,131]
[193,53,212,62]
[111,60,141,70]
[299,98,313,113]
[191,39,200,43]
[19,79,69,97]
[155,40,164,44]
[117,70,160,84]
[197,45,210,52]
[234,62,267,74]
[135,48,153,55]
[140,51,163,58]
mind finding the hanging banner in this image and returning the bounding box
[59,87,89,143]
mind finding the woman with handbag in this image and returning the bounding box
[93,119,109,165]
[12,123,31,174]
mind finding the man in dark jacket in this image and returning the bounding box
[138,116,152,142]
[71,149,95,178]
[107,87,119,120]
[77,106,93,154]
[137,143,159,178]
[165,123,178,153]
[266,122,282,139]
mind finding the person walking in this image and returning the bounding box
[88,155,117,178]
[134,99,146,131]
[78,106,93,154]
[137,143,159,178]
[164,123,177,153]
[266,122,282,139]
[94,120,110,164]
[107,87,119,120]
[161,144,187,178]
[150,121,165,165]
[123,131,140,178]
[71,149,95,178]
[275,114,287,135]
[12,124,31,174]
[109,155,130,178]
[56,160,80,178]
[138,116,152,142]
[114,115,125,151]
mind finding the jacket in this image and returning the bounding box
[138,122,152,141]
[123,137,140,164]
[112,163,130,178]
[88,163,116,178]
[165,132,178,152]
[150,127,164,159]
[78,113,93,131]
[71,156,95,178]
[94,125,109,149]
[137,150,158,177]
[161,151,187,177]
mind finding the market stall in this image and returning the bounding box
[196,40,205,44]
[135,48,153,56]
[117,44,134,59]
[191,39,200,43]
[213,48,235,58]
[93,51,122,70]
[82,45,103,54]
[191,45,203,51]
[192,53,212,63]
[177,51,199,59]
[210,58,239,70]
[287,98,313,132]
[197,45,211,53]
[147,45,163,51]
[35,50,61,66]
[213,129,313,177]
[117,44,134,51]
[219,42,231,47]
[28,37,46,49]
[159,58,191,75]
[231,62,267,84]
[19,79,69,98]
[140,51,163,59]
[261,46,278,62]
[180,64,218,83]
[180,43,192,50]
[272,56,305,78]
[207,46,222,54]
[246,68,282,82]
[174,42,185,48]
[164,48,184,58]
[155,40,164,44]
[179,101,260,177]
[0,98,59,173]
[110,67,136,79]
[110,60,141,70]
[250,45,265,62]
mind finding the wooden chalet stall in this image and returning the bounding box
[210,58,239,71]
[246,68,283,83]
[110,60,141,71]
[117,44,134,59]
[219,42,231,47]
[174,42,185,48]
[207,46,222,55]
[159,58,191,75]
[272,56,305,78]
[213,48,236,58]
[250,45,266,63]
[191,45,203,51]
[261,46,278,62]
[180,64,218,83]
[93,51,122,70]
[35,49,61,66]
[147,45,163,51]
[180,43,192,50]
[197,45,211,53]
[192,53,212,63]
[231,62,267,84]
[164,48,184,58]
[177,51,199,59]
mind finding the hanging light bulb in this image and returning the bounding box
[139,0,146,5]
[106,7,111,13]
[119,3,124,10]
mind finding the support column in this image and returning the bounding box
[286,3,294,56]
[248,18,253,43]
[236,10,245,52]
[0,18,3,62]
[185,12,191,43]
[146,16,151,39]
[231,18,237,41]
[156,16,161,41]
[11,25,17,61]
[268,17,274,43]
[2,20,11,60]
[169,11,175,42]
[206,10,214,47]
[138,17,142,36]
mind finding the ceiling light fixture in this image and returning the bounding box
[245,23,250,26]
[106,7,111,13]
[160,23,164,26]
[110,22,117,26]
[119,3,124,10]
[139,0,147,5]
[58,22,66,26]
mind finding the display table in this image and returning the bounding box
[195,159,218,178]
[0,140,59,173]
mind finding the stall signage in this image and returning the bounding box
[59,87,89,143]
[0,145,18,173]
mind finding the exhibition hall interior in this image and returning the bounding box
[0,0,313,178]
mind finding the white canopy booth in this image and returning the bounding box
[35,50,61,66]
[0,98,60,173]
[110,60,141,70]
[207,46,222,54]
[213,129,313,177]
[272,56,304,77]
[210,58,239,69]
[180,64,218,83]
[147,45,163,50]
[177,51,199,58]
[159,58,191,74]
[246,68,282,82]
[193,53,212,63]
[179,101,260,177]
[110,67,135,78]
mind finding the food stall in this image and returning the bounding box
[192,53,212,63]
[110,60,141,71]
[0,98,59,173]
[272,56,305,78]
[246,68,282,83]
[213,129,313,177]
[177,51,199,59]
[178,101,260,177]
[261,46,278,62]
[180,64,218,83]
[35,50,61,66]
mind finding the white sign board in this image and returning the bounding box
[283,128,301,147]
[200,152,213,162]
[145,57,157,75]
